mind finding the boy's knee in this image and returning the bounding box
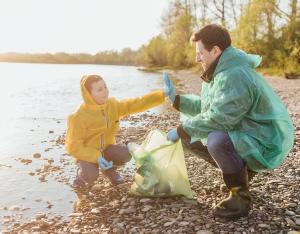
[119,150,132,165]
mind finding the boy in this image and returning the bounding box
[66,74,166,187]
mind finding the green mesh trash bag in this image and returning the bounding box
[129,129,194,198]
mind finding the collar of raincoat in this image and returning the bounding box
[200,54,221,83]
[80,76,106,111]
[213,46,262,78]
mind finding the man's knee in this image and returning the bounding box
[207,131,229,156]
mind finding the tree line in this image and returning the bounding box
[0,49,138,66]
[141,0,300,74]
[0,0,299,74]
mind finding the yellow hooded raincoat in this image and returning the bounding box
[65,77,165,164]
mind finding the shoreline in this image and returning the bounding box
[2,70,300,233]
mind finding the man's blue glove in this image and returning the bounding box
[167,128,180,142]
[163,72,176,103]
[97,156,113,170]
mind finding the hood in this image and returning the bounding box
[80,75,106,111]
[214,46,262,76]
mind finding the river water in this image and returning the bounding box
[0,62,168,229]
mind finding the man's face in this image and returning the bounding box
[90,79,109,105]
[195,40,221,71]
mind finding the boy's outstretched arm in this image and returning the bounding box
[117,90,165,118]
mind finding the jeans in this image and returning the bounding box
[183,131,244,174]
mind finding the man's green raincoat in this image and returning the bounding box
[178,46,294,172]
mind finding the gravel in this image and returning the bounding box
[2,71,300,234]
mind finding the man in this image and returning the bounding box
[164,24,294,218]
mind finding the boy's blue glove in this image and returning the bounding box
[163,72,176,103]
[97,156,113,170]
[167,129,180,142]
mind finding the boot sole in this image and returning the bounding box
[213,209,249,219]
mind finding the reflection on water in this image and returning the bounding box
[0,62,167,228]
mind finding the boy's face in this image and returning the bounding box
[90,79,109,105]
[195,40,221,71]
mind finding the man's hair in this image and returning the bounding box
[191,24,231,51]
[84,75,103,93]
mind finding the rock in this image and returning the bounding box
[38,175,46,182]
[112,227,122,234]
[91,208,100,214]
[20,207,30,211]
[39,220,50,228]
[8,205,20,211]
[266,180,281,184]
[285,217,295,226]
[133,214,144,220]
[118,207,136,215]
[3,216,13,223]
[120,197,127,203]
[258,223,270,229]
[35,214,47,220]
[179,221,189,226]
[32,226,41,231]
[164,221,175,227]
[219,184,228,192]
[70,229,81,234]
[20,159,32,164]
[285,210,296,216]
[141,205,153,212]
[295,219,300,225]
[69,213,83,217]
[42,164,51,171]
[33,153,41,158]
[140,198,151,203]
[49,130,54,133]
[91,184,102,191]
[288,203,298,208]
[115,223,125,230]
[182,199,198,205]
[46,201,53,209]
[2,230,11,234]
[48,159,54,164]
[196,231,214,234]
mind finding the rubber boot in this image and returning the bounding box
[213,167,251,219]
[247,168,257,182]
[101,168,124,185]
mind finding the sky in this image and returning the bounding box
[0,0,169,54]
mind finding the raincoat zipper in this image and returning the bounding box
[99,110,109,152]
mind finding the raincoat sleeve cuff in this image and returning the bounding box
[177,125,191,142]
[173,95,180,111]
